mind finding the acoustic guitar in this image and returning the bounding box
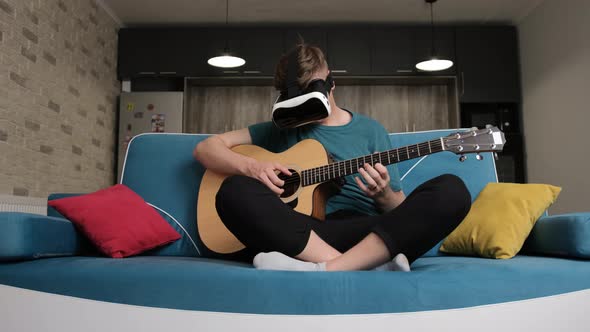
[197,126,505,254]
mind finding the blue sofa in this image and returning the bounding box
[1,130,589,331]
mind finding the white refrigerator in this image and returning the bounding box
[117,92,184,182]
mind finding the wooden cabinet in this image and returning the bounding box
[455,26,521,102]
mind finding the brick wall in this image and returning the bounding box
[0,0,120,198]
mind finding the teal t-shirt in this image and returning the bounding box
[248,110,402,216]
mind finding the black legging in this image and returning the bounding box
[215,174,471,264]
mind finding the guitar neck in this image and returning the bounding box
[301,138,444,186]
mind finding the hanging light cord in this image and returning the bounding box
[224,0,229,52]
[429,0,436,57]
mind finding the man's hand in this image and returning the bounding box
[246,160,292,195]
[355,163,405,212]
[355,163,391,199]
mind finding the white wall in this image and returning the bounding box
[518,0,590,214]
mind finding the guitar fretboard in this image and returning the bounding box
[300,138,444,186]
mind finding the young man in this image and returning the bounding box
[194,43,471,272]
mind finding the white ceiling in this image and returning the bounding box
[99,0,545,27]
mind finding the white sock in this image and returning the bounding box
[253,252,326,272]
[374,253,411,272]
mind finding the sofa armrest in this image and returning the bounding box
[521,212,590,258]
[0,212,91,262]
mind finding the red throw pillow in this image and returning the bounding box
[48,184,181,258]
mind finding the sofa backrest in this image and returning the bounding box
[121,130,498,258]
[391,129,498,202]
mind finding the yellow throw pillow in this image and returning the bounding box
[440,182,561,259]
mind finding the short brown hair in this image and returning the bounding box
[274,43,328,92]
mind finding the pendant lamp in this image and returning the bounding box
[415,0,453,72]
[207,0,245,68]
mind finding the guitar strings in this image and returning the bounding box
[280,140,444,187]
[280,133,494,187]
[283,140,444,186]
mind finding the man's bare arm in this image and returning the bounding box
[193,128,291,195]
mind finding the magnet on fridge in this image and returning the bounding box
[134,112,143,119]
[127,103,135,112]
[151,114,165,133]
[147,104,155,111]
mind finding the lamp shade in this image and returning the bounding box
[415,58,453,71]
[207,54,246,68]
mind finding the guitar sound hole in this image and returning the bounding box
[278,169,300,198]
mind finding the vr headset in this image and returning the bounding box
[272,50,334,129]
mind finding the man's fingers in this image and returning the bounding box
[374,163,390,181]
[359,167,378,190]
[275,163,292,176]
[354,176,369,192]
[260,172,284,195]
[363,163,382,179]
[362,164,384,189]
[266,169,285,187]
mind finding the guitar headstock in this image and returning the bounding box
[443,126,506,158]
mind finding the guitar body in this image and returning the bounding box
[197,139,334,254]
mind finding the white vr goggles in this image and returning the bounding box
[272,50,334,129]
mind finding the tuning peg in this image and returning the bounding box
[494,152,499,160]
[485,124,493,129]
[476,153,483,161]
[459,155,467,162]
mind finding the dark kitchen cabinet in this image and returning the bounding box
[371,27,414,75]
[177,28,273,77]
[284,27,327,53]
[455,26,521,102]
[118,29,182,78]
[119,28,283,78]
[118,28,207,79]
[196,27,283,77]
[118,25,521,86]
[371,26,455,76]
[231,28,284,76]
[326,27,372,76]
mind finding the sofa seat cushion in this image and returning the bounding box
[1,255,590,315]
